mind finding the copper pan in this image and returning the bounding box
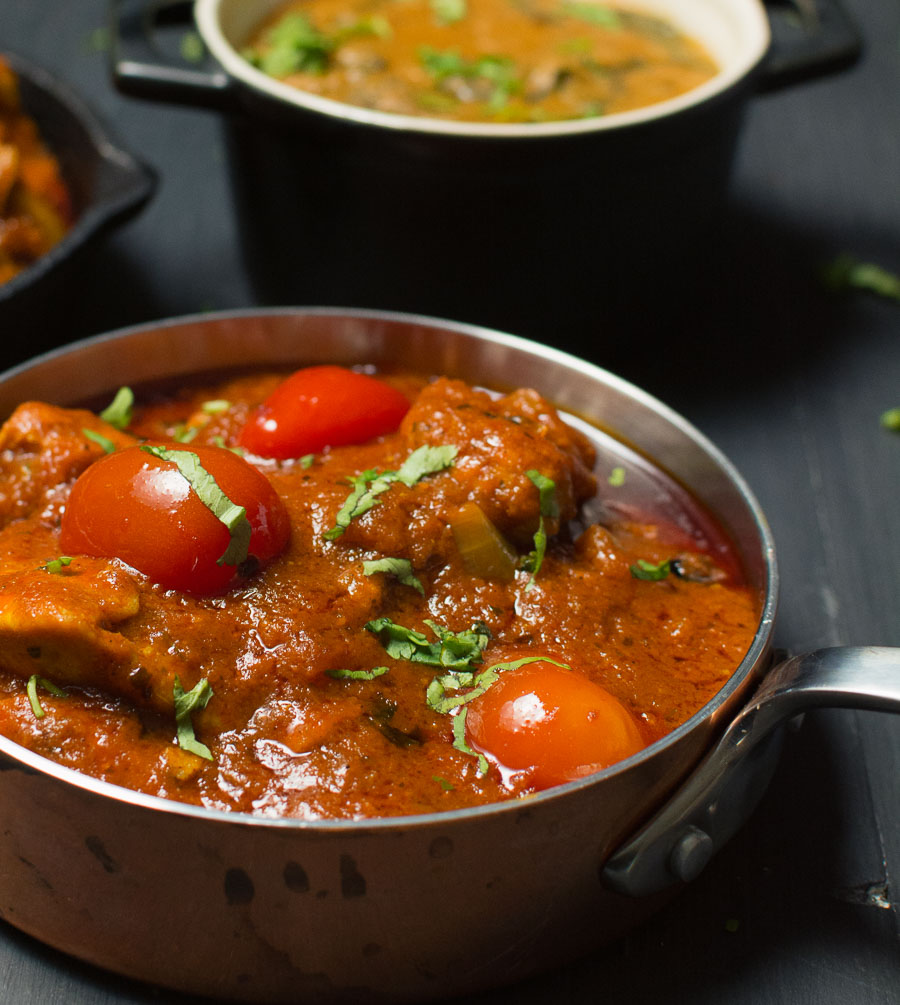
[0,309,896,1003]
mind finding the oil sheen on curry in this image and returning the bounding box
[0,365,758,819]
[242,0,718,123]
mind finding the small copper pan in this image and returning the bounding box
[0,310,895,1003]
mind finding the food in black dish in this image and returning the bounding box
[0,52,155,346]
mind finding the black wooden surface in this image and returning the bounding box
[1,0,899,1002]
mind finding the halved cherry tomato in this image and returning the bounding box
[239,365,411,460]
[465,658,645,790]
[60,444,290,594]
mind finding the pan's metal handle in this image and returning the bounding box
[760,0,862,90]
[603,647,900,897]
[110,0,235,110]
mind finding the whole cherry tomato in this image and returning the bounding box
[239,365,410,460]
[60,444,290,594]
[465,658,645,790]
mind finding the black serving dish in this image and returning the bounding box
[0,53,156,353]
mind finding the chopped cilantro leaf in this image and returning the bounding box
[426,655,569,772]
[42,556,73,574]
[140,445,252,567]
[824,255,900,302]
[246,10,391,79]
[608,466,626,487]
[424,620,490,669]
[452,710,489,774]
[99,386,134,429]
[27,675,66,719]
[881,408,900,431]
[366,618,431,661]
[85,26,110,53]
[180,30,205,64]
[522,470,557,590]
[345,15,392,40]
[363,557,425,595]
[255,13,334,76]
[562,2,622,27]
[327,667,390,680]
[324,446,456,539]
[527,469,559,519]
[630,558,672,581]
[324,468,383,540]
[426,655,567,715]
[172,423,199,444]
[366,617,489,670]
[419,46,520,110]
[201,399,230,414]
[173,676,214,760]
[83,428,116,454]
[430,0,467,24]
[395,444,458,487]
[419,46,467,78]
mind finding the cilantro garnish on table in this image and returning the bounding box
[824,254,900,302]
[882,408,900,432]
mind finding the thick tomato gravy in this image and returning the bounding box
[0,369,758,819]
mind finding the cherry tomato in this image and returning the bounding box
[60,444,290,594]
[239,365,410,460]
[465,658,645,790]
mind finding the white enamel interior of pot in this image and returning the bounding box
[195,0,771,137]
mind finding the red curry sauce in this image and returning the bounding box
[0,369,758,818]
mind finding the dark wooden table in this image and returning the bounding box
[2,1,899,1001]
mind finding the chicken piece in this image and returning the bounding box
[0,558,182,713]
[400,378,597,547]
[0,401,136,527]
